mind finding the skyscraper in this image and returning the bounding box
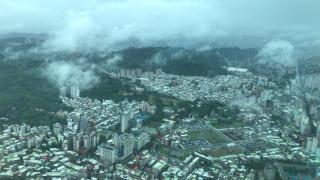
[121,111,130,133]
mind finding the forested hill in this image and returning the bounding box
[0,57,69,126]
[112,47,257,76]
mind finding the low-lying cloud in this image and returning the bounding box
[43,61,99,90]
[148,52,167,66]
[105,54,123,67]
[0,0,319,52]
[42,0,225,52]
[257,40,296,67]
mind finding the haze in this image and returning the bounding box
[0,0,319,52]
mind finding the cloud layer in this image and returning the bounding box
[257,40,296,67]
[0,0,319,51]
[43,60,99,90]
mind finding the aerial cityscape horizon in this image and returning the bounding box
[0,0,320,179]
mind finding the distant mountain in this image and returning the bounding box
[110,47,258,76]
[0,33,48,52]
[0,32,48,40]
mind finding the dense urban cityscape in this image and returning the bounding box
[0,0,320,179]
[1,63,320,179]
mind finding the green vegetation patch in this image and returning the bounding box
[0,58,70,126]
[188,129,229,144]
[207,118,244,128]
[157,145,192,160]
[204,146,245,157]
[148,95,178,108]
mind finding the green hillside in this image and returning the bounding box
[0,58,70,126]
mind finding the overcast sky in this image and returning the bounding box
[0,0,319,51]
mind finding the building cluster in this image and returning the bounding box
[61,97,155,132]
[98,132,150,164]
[0,124,103,178]
[0,95,156,178]
[1,66,320,178]
[59,85,80,99]
[111,68,256,104]
[108,68,320,178]
[24,38,44,46]
[306,136,320,156]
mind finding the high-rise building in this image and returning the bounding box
[53,123,62,135]
[134,133,151,150]
[300,117,310,135]
[67,134,73,150]
[62,140,68,150]
[294,113,302,127]
[156,68,163,75]
[316,147,320,158]
[317,124,320,138]
[70,85,80,99]
[311,137,319,153]
[129,110,136,119]
[141,101,148,112]
[79,118,89,131]
[306,137,313,152]
[90,132,98,148]
[83,135,91,151]
[121,111,131,133]
[130,118,137,129]
[59,86,67,97]
[27,139,35,149]
[98,144,118,164]
[73,135,81,152]
[114,133,134,159]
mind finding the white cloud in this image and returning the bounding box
[0,0,319,51]
[43,60,99,90]
[257,40,296,67]
[106,54,123,66]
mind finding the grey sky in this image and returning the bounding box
[0,0,319,51]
